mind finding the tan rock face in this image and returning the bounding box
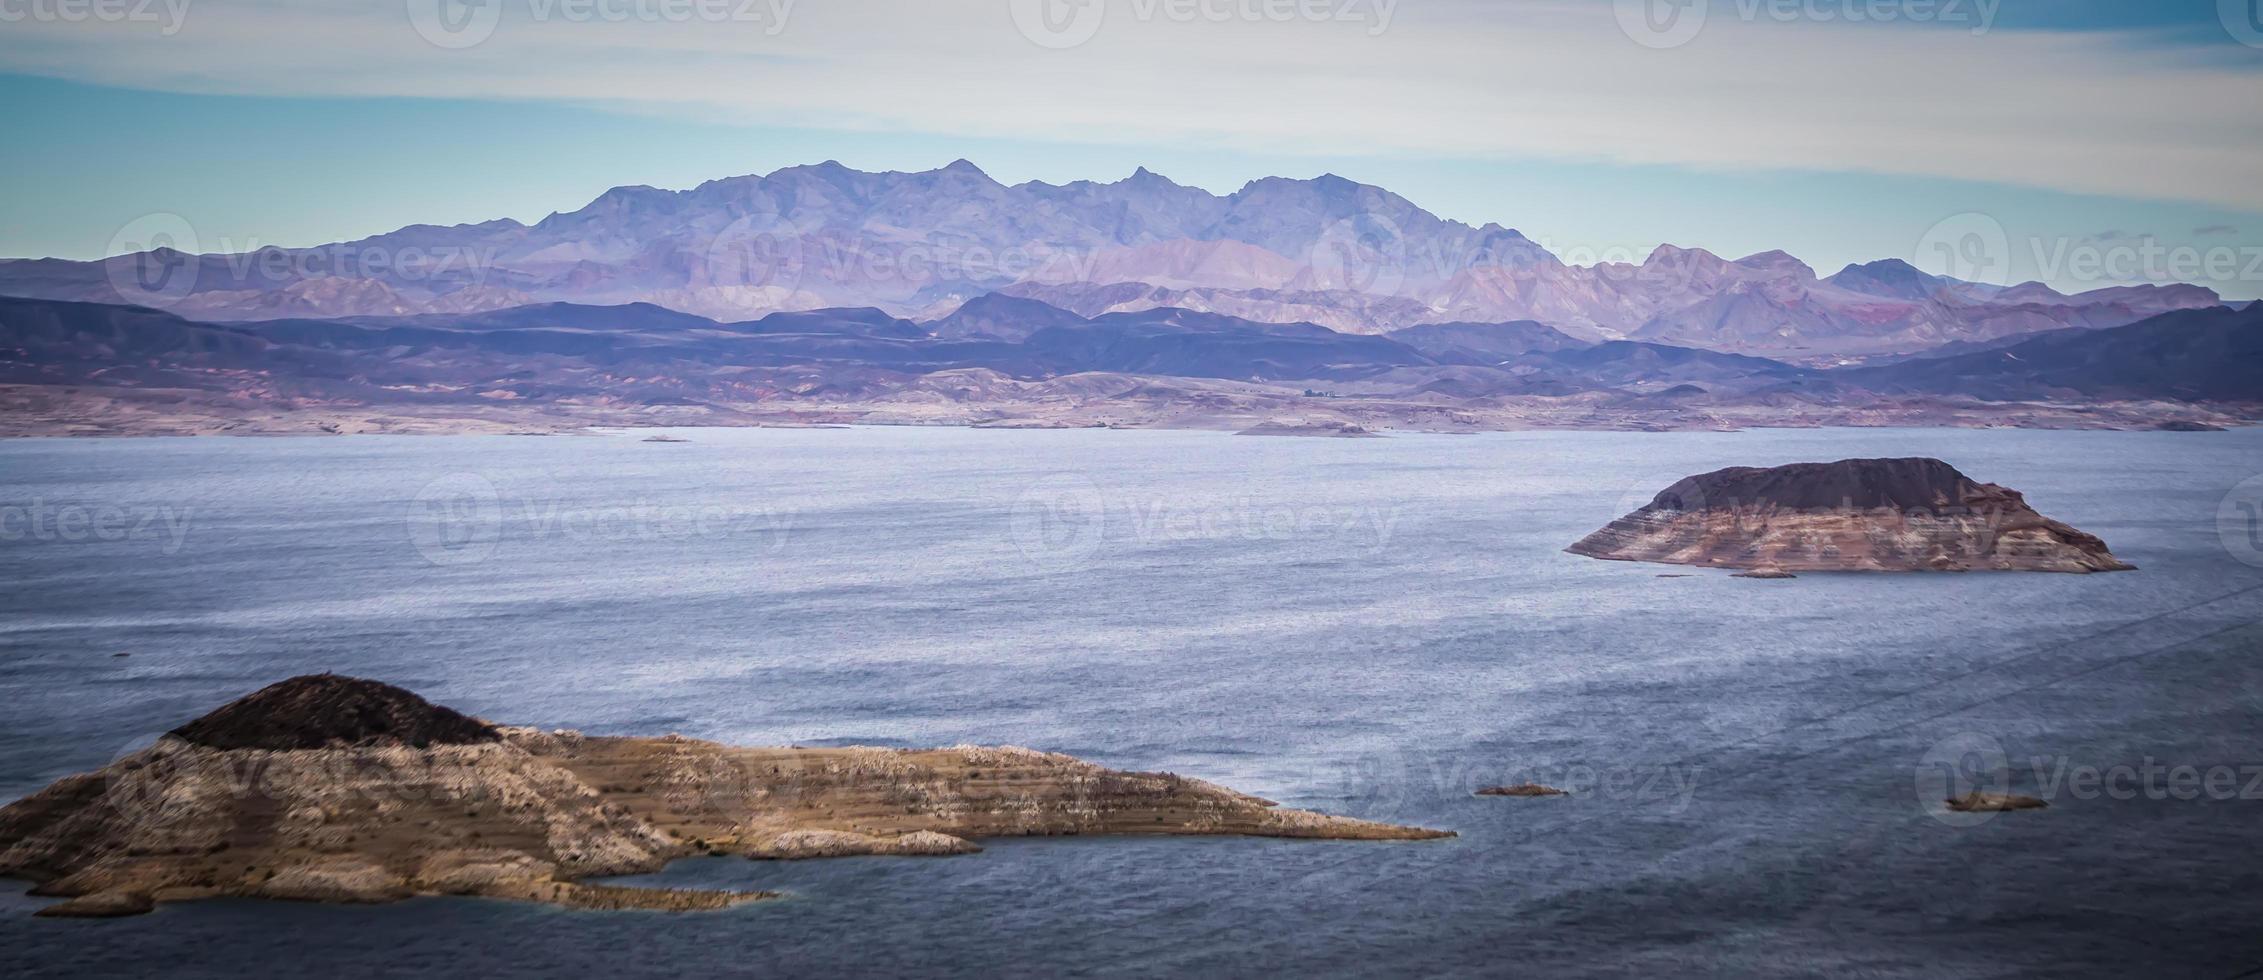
[1567,458,2133,573]
[0,676,1450,918]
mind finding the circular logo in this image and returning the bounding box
[99,735,227,826]
[2222,0,2263,48]
[1915,731,2012,826]
[1915,212,2011,285]
[103,213,202,306]
[703,211,807,297]
[1009,474,1106,569]
[1609,470,1709,520]
[408,0,503,49]
[1308,213,1408,296]
[1615,0,1708,49]
[408,473,503,566]
[1331,748,1440,825]
[1010,0,1106,50]
[2218,475,2263,568]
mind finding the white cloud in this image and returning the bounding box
[3,0,2259,210]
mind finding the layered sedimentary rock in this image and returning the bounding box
[1567,457,2133,573]
[0,676,1448,918]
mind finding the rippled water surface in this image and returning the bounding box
[3,426,2261,977]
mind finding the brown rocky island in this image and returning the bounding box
[0,675,1450,918]
[1567,457,2133,574]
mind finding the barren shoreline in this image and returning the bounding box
[0,676,1451,919]
[1,383,2250,438]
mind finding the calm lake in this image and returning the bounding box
[4,426,2261,977]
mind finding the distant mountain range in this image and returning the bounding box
[0,161,2228,362]
[1,293,2254,436]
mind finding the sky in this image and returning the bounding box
[2,0,2261,298]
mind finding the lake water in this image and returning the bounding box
[3,426,2261,977]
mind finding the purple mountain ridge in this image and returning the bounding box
[0,161,2222,361]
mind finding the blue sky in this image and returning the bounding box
[2,0,2260,297]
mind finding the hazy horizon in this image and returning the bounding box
[4,0,2262,298]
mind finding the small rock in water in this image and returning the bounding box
[1732,567,1798,579]
[1475,783,1569,798]
[1945,792,2048,813]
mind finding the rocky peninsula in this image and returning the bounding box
[0,675,1450,918]
[1567,457,2134,573]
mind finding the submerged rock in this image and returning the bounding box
[1567,458,2133,574]
[0,675,1451,918]
[1946,792,2049,813]
[1474,784,1568,798]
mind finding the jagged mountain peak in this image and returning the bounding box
[3,160,2229,359]
[1734,250,1816,279]
[1120,165,1184,187]
[1646,243,1714,262]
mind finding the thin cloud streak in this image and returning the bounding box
[2,0,2259,209]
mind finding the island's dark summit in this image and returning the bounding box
[1567,457,2133,573]
[170,674,500,750]
[0,675,1450,918]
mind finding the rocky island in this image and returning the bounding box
[1567,457,2134,574]
[1234,419,1382,438]
[0,675,1450,918]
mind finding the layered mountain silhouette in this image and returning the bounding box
[0,162,2224,360]
[1843,304,2263,401]
[3,294,2253,416]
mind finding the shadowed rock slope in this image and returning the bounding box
[169,673,500,750]
[1566,458,2133,573]
[0,676,1449,918]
